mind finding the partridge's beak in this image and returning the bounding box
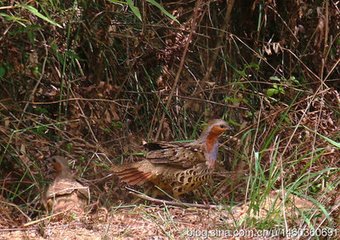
[220,125,233,135]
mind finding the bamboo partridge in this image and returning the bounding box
[112,119,230,198]
[43,156,90,218]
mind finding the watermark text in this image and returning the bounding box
[186,227,337,238]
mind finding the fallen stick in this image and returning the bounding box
[125,187,223,209]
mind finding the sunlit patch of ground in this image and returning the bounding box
[1,191,325,240]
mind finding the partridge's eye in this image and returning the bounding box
[220,124,226,129]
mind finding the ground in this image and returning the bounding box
[1,190,331,239]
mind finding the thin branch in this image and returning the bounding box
[126,187,223,209]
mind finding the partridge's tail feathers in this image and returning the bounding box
[112,166,153,185]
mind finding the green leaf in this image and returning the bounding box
[224,96,241,103]
[34,125,48,135]
[289,75,300,85]
[269,76,281,81]
[66,143,73,152]
[0,66,6,78]
[34,107,49,114]
[278,86,285,94]
[266,88,279,97]
[106,0,127,4]
[111,121,123,129]
[126,0,142,21]
[147,0,179,23]
[19,4,62,28]
[0,12,28,26]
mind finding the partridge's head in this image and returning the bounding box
[200,119,230,139]
[199,119,230,168]
[48,156,72,178]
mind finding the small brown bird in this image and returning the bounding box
[112,119,230,198]
[43,156,90,218]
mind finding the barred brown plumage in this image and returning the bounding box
[112,119,230,198]
[43,156,90,219]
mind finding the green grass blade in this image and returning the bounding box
[0,12,28,26]
[19,4,62,28]
[147,0,179,23]
[304,126,340,149]
[126,0,142,21]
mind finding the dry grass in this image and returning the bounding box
[1,190,324,239]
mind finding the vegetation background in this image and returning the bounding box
[0,0,339,238]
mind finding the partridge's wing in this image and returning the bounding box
[112,160,155,186]
[46,178,89,200]
[75,180,90,201]
[112,141,206,186]
[45,178,89,215]
[144,141,206,168]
